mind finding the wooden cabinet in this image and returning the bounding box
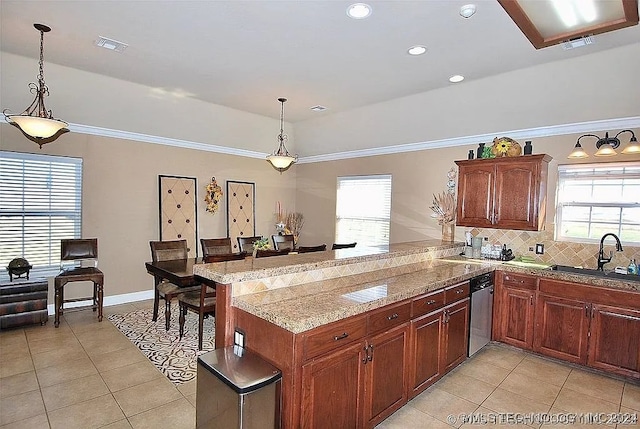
[588,304,640,378]
[494,272,537,350]
[455,154,551,231]
[301,340,366,428]
[409,282,470,398]
[533,293,589,364]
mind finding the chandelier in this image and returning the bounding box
[3,24,69,148]
[568,130,639,158]
[266,98,297,173]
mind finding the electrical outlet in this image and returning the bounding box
[234,328,245,348]
[529,247,534,252]
[536,243,544,254]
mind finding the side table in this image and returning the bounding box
[0,278,48,329]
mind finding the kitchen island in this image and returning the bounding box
[194,241,640,428]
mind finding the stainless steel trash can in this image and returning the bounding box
[197,345,282,429]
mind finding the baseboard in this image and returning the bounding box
[47,289,154,315]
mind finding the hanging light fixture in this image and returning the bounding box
[266,97,298,173]
[3,24,69,148]
[568,130,639,159]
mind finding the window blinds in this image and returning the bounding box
[0,151,83,274]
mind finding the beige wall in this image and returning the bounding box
[1,124,296,301]
[295,129,640,268]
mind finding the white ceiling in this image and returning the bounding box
[1,0,639,123]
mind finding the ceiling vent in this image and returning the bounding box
[310,105,328,112]
[561,35,594,50]
[95,36,128,52]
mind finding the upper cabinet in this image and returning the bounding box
[454,154,552,231]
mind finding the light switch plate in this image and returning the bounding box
[535,243,544,254]
[234,329,245,348]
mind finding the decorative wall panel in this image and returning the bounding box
[226,181,256,252]
[159,175,198,258]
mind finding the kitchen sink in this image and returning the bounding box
[551,265,640,282]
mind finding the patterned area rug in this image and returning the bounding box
[108,305,214,384]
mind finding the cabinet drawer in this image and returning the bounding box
[368,301,411,334]
[445,282,470,303]
[412,290,445,318]
[501,272,537,290]
[303,315,367,360]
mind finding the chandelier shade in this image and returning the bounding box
[3,23,69,148]
[266,97,297,173]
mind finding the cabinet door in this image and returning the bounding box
[409,310,443,398]
[588,304,640,379]
[301,341,366,429]
[456,163,494,227]
[493,160,540,230]
[534,294,589,364]
[497,287,535,350]
[363,324,410,428]
[442,299,470,373]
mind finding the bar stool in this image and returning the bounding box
[53,238,104,328]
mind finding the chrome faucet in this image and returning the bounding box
[597,233,623,271]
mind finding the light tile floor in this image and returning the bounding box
[1,301,639,428]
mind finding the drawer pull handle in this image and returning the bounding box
[455,289,464,294]
[333,332,349,341]
[387,313,399,320]
[426,299,437,305]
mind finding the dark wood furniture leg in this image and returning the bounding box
[152,274,162,322]
[96,280,103,322]
[165,296,172,331]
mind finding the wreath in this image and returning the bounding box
[204,177,223,214]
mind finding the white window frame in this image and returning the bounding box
[0,151,83,278]
[335,174,392,248]
[555,162,640,245]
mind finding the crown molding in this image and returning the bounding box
[4,116,638,163]
[297,116,640,163]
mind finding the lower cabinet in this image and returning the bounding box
[409,293,470,398]
[494,272,536,350]
[301,341,366,428]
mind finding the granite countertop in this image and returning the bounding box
[233,255,639,335]
[193,240,462,284]
[234,258,493,333]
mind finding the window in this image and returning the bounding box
[0,151,83,276]
[556,162,640,244]
[336,175,392,247]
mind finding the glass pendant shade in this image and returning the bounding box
[7,115,68,139]
[594,143,617,157]
[621,137,640,154]
[568,142,589,159]
[266,154,296,170]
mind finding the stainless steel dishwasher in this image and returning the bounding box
[468,272,494,357]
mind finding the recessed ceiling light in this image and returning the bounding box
[347,3,372,19]
[310,105,328,112]
[460,4,477,18]
[449,75,465,83]
[407,45,427,56]
[95,36,128,52]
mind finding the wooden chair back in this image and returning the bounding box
[203,252,247,263]
[298,244,327,253]
[332,242,357,250]
[150,240,188,262]
[200,238,232,257]
[237,236,262,253]
[255,248,290,258]
[272,234,295,251]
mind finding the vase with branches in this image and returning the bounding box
[285,212,304,245]
[430,192,456,241]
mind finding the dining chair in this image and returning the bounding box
[297,244,327,253]
[332,242,357,250]
[178,252,247,350]
[237,236,262,253]
[53,238,104,328]
[255,248,290,258]
[200,238,232,257]
[272,234,295,251]
[149,239,200,330]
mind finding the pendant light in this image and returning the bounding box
[266,98,297,173]
[568,130,638,159]
[3,24,69,148]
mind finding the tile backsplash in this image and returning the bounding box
[470,228,640,270]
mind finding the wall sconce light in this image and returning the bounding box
[3,24,69,148]
[266,97,298,173]
[568,130,639,159]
